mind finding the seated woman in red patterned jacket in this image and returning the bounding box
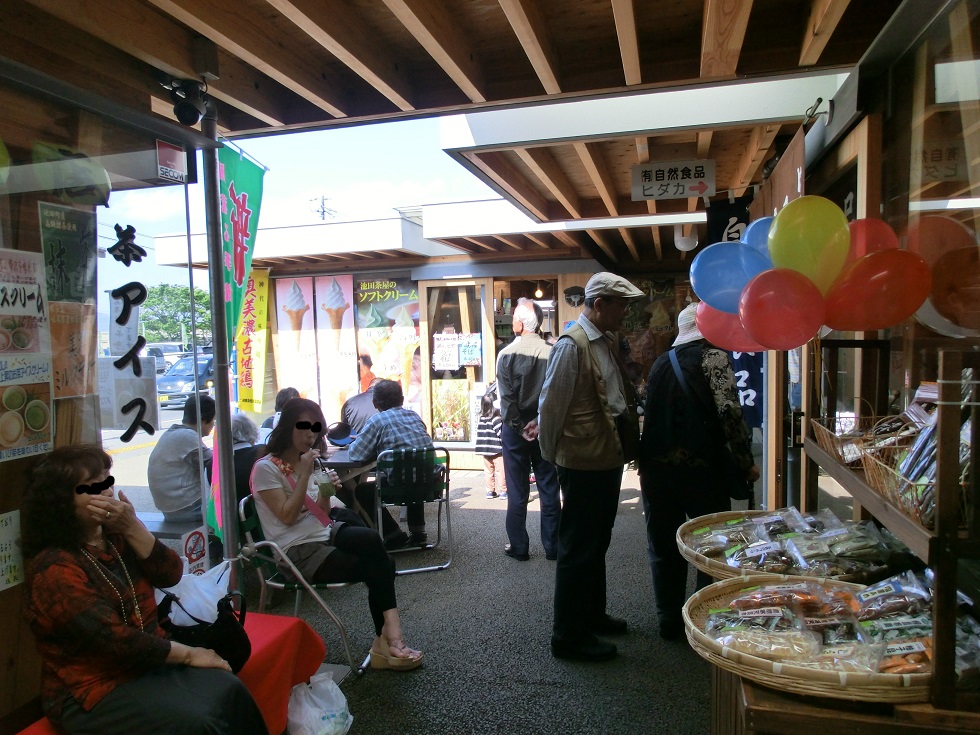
[21,444,268,735]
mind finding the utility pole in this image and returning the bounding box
[310,195,338,221]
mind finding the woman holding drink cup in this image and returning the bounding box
[249,397,424,671]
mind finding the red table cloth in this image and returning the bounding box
[18,613,325,735]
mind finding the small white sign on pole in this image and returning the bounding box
[182,526,209,575]
[631,160,716,201]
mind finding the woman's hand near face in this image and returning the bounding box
[297,447,320,475]
[88,489,158,558]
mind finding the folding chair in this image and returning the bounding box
[374,447,452,575]
[237,496,369,675]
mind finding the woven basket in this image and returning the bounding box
[809,416,879,467]
[676,510,776,580]
[683,576,931,703]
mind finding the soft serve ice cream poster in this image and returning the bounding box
[0,249,54,462]
[354,278,421,415]
[275,278,319,403]
[313,275,357,423]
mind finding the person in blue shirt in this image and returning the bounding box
[348,379,433,546]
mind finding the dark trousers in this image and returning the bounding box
[501,423,561,556]
[311,525,397,635]
[352,482,425,534]
[59,665,268,735]
[552,464,623,642]
[639,460,730,626]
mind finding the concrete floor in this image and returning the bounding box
[253,469,714,735]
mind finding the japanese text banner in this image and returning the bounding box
[219,147,265,354]
[236,268,269,413]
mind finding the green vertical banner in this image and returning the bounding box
[218,146,265,353]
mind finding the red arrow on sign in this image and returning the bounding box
[689,181,709,195]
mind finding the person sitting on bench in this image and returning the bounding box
[147,395,214,523]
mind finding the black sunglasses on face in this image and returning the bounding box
[76,475,115,495]
[295,421,323,433]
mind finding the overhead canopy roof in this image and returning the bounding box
[3,0,926,273]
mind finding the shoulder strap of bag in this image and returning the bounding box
[669,348,724,437]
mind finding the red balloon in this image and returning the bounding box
[695,301,765,352]
[739,269,826,351]
[825,250,932,330]
[848,218,898,262]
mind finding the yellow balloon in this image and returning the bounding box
[768,196,850,294]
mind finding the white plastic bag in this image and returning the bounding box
[154,559,231,625]
[287,671,352,735]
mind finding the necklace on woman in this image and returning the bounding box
[80,538,144,631]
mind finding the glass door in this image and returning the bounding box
[418,278,494,446]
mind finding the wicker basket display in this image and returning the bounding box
[682,575,932,703]
[676,510,774,580]
[809,416,878,467]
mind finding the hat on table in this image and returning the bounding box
[584,272,645,300]
[326,422,356,447]
[672,302,705,346]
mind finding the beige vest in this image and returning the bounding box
[552,323,639,470]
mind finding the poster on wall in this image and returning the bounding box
[354,278,421,415]
[431,379,470,442]
[38,202,97,303]
[236,269,269,414]
[0,249,54,462]
[274,278,319,403]
[313,275,357,424]
[50,301,97,398]
[0,510,23,591]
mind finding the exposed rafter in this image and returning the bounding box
[383,0,487,102]
[514,147,581,217]
[498,0,561,94]
[799,0,852,66]
[611,0,641,85]
[266,0,416,111]
[700,0,753,78]
[733,123,781,194]
[145,0,349,117]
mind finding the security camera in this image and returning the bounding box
[169,80,208,126]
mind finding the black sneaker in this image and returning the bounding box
[408,531,428,546]
[659,620,684,640]
[504,543,529,561]
[551,635,617,662]
[383,531,409,550]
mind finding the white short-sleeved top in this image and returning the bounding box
[249,457,332,553]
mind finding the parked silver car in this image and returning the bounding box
[156,355,215,408]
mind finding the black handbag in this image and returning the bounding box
[158,590,252,673]
[668,349,754,504]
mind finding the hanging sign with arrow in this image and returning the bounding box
[631,159,716,201]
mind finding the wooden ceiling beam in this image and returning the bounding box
[733,123,781,194]
[700,0,753,78]
[266,0,416,111]
[515,147,581,218]
[799,0,852,66]
[498,0,561,94]
[495,234,529,251]
[697,131,713,158]
[574,142,619,216]
[586,229,618,262]
[146,0,350,117]
[466,151,551,221]
[619,228,640,262]
[382,0,487,102]
[462,236,501,252]
[23,0,291,126]
[611,0,641,85]
[524,232,553,250]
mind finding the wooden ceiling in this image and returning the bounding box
[3,0,905,274]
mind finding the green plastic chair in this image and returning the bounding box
[237,496,368,674]
[374,446,452,575]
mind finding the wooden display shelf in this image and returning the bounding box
[714,669,980,735]
[803,436,931,560]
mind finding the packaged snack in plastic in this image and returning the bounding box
[729,582,828,614]
[785,536,834,570]
[705,605,799,636]
[823,522,888,562]
[725,540,793,575]
[802,613,864,645]
[712,628,823,662]
[691,520,763,558]
[860,613,933,643]
[802,508,845,535]
[794,642,886,673]
[878,636,933,674]
[856,571,931,621]
[750,507,813,539]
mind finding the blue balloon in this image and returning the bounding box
[690,241,771,314]
[743,217,775,265]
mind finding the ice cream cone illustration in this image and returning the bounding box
[281,280,310,350]
[320,277,350,350]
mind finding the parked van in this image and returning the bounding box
[145,342,187,372]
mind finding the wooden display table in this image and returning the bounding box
[712,667,980,735]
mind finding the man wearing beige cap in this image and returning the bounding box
[537,272,644,662]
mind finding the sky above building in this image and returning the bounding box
[95,116,496,325]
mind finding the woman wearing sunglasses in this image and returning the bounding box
[21,444,267,734]
[250,397,423,671]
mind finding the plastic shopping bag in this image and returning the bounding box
[287,671,353,735]
[154,559,231,625]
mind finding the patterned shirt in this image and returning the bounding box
[348,406,433,462]
[24,538,182,721]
